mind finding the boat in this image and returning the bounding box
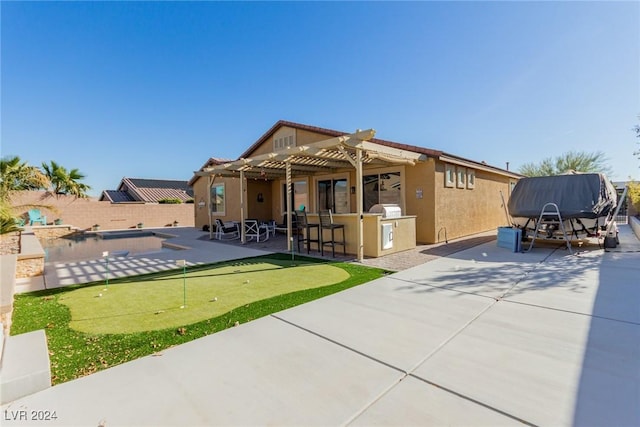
[508,172,618,242]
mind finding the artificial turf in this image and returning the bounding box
[11,253,388,384]
[61,257,350,334]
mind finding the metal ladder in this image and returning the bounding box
[526,202,573,254]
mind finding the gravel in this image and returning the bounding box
[0,232,20,255]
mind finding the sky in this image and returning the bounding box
[2,1,639,196]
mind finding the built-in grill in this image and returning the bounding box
[368,204,402,219]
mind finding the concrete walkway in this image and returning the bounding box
[3,226,639,426]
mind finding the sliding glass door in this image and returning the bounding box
[317,178,348,213]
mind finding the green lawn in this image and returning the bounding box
[11,253,387,384]
[61,258,349,334]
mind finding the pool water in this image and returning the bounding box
[43,234,176,263]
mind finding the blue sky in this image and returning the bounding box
[2,1,639,196]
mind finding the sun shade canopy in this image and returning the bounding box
[195,129,427,179]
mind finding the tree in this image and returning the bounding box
[0,156,49,202]
[518,150,612,177]
[42,160,91,198]
[0,156,50,234]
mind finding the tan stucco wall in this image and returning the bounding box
[432,162,513,242]
[246,180,273,222]
[194,177,275,228]
[192,125,519,245]
[404,159,437,243]
[305,213,416,257]
[192,176,210,229]
[247,127,338,158]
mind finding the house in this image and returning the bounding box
[190,121,522,260]
[100,178,194,204]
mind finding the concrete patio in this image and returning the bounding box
[3,226,639,426]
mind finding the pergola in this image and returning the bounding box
[196,129,427,261]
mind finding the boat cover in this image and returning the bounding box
[508,173,617,219]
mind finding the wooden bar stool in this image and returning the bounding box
[319,210,345,257]
[295,210,320,253]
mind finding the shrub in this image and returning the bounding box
[628,181,640,215]
[158,198,182,204]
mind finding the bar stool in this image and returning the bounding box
[319,210,345,257]
[295,210,320,253]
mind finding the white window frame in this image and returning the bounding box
[210,183,225,216]
[456,166,466,189]
[466,169,475,189]
[445,164,455,188]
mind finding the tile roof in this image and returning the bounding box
[192,120,522,182]
[102,178,193,203]
[188,158,231,186]
[239,120,519,177]
[239,120,444,160]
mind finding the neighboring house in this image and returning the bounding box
[100,178,194,203]
[190,120,522,259]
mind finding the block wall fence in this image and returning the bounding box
[11,191,194,231]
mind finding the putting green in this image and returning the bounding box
[59,259,349,334]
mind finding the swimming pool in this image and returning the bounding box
[43,232,178,263]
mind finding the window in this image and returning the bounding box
[467,169,476,189]
[318,178,348,213]
[274,134,295,151]
[456,166,466,189]
[210,183,225,215]
[363,172,401,212]
[282,180,308,212]
[445,164,455,188]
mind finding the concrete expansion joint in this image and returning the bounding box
[407,374,539,427]
[344,373,409,426]
[270,314,406,374]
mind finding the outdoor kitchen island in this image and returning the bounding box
[305,212,416,258]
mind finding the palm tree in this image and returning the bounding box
[42,161,91,198]
[0,156,49,202]
[0,156,50,234]
[65,168,91,197]
[41,160,67,195]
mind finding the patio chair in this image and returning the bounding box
[214,219,240,240]
[319,210,345,257]
[295,209,320,254]
[28,209,47,226]
[274,213,297,234]
[244,219,269,242]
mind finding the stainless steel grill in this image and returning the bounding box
[368,204,402,218]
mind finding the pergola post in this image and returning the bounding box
[207,175,213,240]
[285,161,292,252]
[240,170,245,244]
[355,148,364,262]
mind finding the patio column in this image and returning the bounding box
[240,170,245,244]
[355,148,364,262]
[207,175,213,240]
[285,161,292,252]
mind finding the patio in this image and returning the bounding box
[3,225,638,426]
